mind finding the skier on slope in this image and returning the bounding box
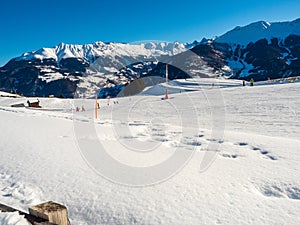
[250,78,254,86]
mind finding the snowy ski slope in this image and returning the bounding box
[0,78,299,224]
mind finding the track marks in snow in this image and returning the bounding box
[206,138,224,144]
[257,182,300,200]
[220,153,238,159]
[149,124,170,143]
[250,146,278,161]
[265,155,277,160]
[99,118,281,164]
[128,121,147,127]
[93,117,279,163]
[218,139,278,161]
[216,140,279,161]
[235,142,248,146]
[181,136,202,147]
[114,121,205,149]
[0,172,43,211]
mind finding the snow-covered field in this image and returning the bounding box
[0,78,299,224]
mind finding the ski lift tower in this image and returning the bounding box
[165,64,169,99]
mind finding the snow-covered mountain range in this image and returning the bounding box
[0,18,300,98]
[16,41,187,64]
[0,42,193,98]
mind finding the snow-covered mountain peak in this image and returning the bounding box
[215,18,300,46]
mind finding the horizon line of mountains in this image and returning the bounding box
[1,18,300,98]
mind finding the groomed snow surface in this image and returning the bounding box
[0,78,300,224]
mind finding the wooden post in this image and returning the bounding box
[29,201,69,225]
[0,202,54,224]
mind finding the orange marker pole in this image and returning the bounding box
[165,64,169,99]
[95,94,98,119]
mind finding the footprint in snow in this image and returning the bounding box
[206,138,224,144]
[128,122,147,127]
[261,151,269,155]
[0,172,43,209]
[266,155,277,160]
[236,142,248,146]
[257,183,300,200]
[221,153,238,159]
[251,146,277,160]
[181,137,202,147]
[59,135,69,138]
[260,151,278,160]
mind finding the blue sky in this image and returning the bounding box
[0,0,299,66]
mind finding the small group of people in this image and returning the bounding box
[242,78,254,86]
[107,100,119,106]
[76,105,85,112]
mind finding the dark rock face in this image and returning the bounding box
[0,58,80,97]
[59,58,89,73]
[147,62,190,80]
[214,35,300,81]
[190,43,228,73]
